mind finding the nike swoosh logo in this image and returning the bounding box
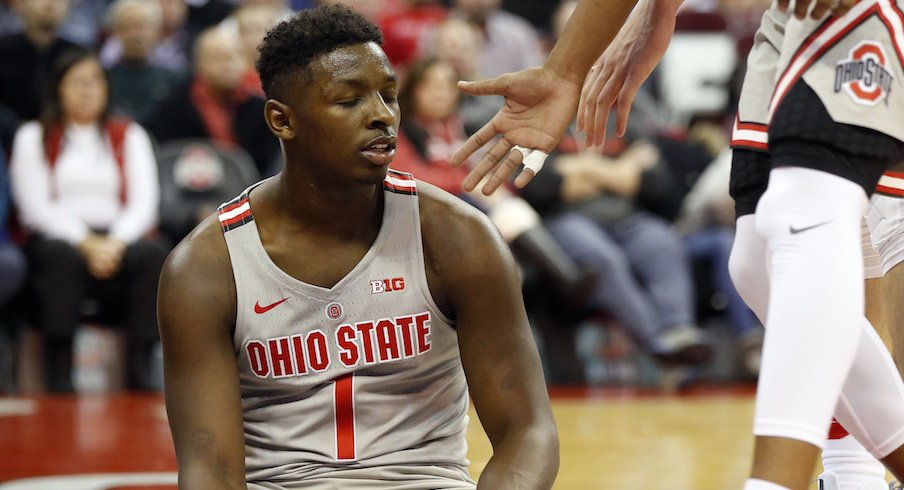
[789,220,832,234]
[254,298,288,314]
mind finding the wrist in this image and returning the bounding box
[538,61,585,91]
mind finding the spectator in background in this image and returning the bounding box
[0,147,26,310]
[57,0,107,46]
[0,0,19,36]
[184,0,233,43]
[319,0,401,22]
[450,0,544,79]
[101,0,191,74]
[378,0,447,72]
[0,0,78,150]
[9,48,167,392]
[427,17,499,134]
[0,0,105,46]
[223,2,283,96]
[676,144,764,375]
[106,0,182,123]
[519,134,713,366]
[393,57,596,303]
[147,26,278,177]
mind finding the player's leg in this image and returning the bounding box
[748,132,904,490]
[816,218,887,490]
[885,263,904,372]
[748,165,871,489]
[867,190,904,372]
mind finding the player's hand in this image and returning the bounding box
[577,0,676,149]
[451,66,582,195]
[779,0,858,20]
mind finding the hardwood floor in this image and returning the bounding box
[0,387,768,489]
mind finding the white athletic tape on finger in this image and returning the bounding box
[521,150,548,175]
[511,145,531,159]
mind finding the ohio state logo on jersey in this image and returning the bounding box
[370,277,405,294]
[834,41,894,106]
[244,311,433,379]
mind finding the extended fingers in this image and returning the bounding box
[578,64,602,132]
[794,0,813,19]
[452,119,497,167]
[457,73,510,97]
[615,73,643,137]
[831,0,856,17]
[809,0,833,19]
[481,145,524,195]
[590,74,621,147]
[462,137,512,192]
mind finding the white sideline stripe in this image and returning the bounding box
[0,398,36,417]
[0,473,178,489]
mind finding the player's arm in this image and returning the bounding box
[450,0,644,194]
[420,186,559,489]
[158,217,247,490]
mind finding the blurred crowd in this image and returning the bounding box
[0,0,772,393]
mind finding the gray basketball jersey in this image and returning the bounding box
[732,0,904,147]
[217,170,476,490]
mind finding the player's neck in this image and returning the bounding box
[269,170,383,238]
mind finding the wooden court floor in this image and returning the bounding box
[0,386,759,489]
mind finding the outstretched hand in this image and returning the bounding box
[577,0,677,149]
[450,66,582,195]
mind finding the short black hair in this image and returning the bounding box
[256,4,383,98]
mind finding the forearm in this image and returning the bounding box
[476,425,560,490]
[545,0,638,85]
[546,0,683,85]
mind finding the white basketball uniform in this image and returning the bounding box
[865,176,904,278]
[217,169,476,490]
[728,0,904,474]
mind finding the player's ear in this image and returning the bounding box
[264,99,296,140]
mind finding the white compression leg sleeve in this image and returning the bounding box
[834,318,904,458]
[753,167,904,453]
[729,214,770,323]
[734,204,888,482]
[744,479,790,490]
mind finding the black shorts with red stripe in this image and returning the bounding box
[769,80,904,195]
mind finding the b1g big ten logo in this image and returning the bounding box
[244,311,433,378]
[370,276,405,294]
[835,41,894,106]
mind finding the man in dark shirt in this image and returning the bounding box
[0,0,78,149]
[147,26,279,178]
[106,0,182,124]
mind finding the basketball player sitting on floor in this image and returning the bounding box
[156,6,559,489]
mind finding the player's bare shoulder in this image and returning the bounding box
[416,181,518,310]
[417,181,507,262]
[158,214,236,330]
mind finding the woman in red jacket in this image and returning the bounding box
[10,48,168,392]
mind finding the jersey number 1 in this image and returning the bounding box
[334,373,356,460]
